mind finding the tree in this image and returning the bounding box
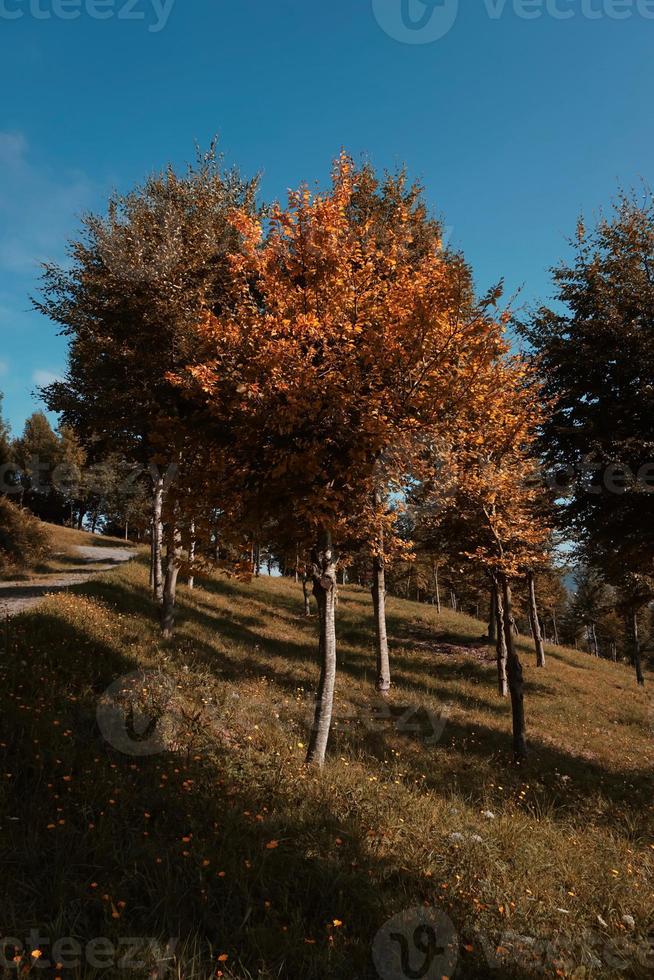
[0,394,10,457]
[174,155,506,765]
[531,562,568,645]
[345,166,482,693]
[521,192,654,684]
[421,356,550,758]
[569,566,611,656]
[0,393,14,494]
[37,144,259,601]
[103,466,151,540]
[12,412,63,521]
[53,425,86,526]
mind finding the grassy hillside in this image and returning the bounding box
[45,523,132,553]
[3,522,133,579]
[0,556,652,978]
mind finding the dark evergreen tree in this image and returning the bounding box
[521,192,654,683]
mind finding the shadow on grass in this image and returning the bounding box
[28,568,653,846]
[0,602,539,980]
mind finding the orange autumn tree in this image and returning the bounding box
[175,155,506,767]
[432,356,550,759]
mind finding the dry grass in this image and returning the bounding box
[45,523,131,552]
[7,523,135,577]
[0,556,652,978]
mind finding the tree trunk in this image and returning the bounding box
[302,571,312,617]
[494,578,508,697]
[152,478,164,603]
[188,521,196,590]
[372,553,391,695]
[527,571,546,668]
[632,609,645,686]
[488,585,497,644]
[149,520,155,592]
[500,575,527,760]
[432,562,441,614]
[552,608,559,646]
[161,524,182,638]
[306,530,337,768]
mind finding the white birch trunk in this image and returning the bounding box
[372,553,391,695]
[152,477,164,603]
[527,571,546,668]
[161,524,182,638]
[306,530,338,768]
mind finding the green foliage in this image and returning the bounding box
[521,192,654,587]
[36,144,259,464]
[11,412,85,523]
[82,454,151,535]
[0,392,11,468]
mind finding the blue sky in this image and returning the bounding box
[1,0,653,434]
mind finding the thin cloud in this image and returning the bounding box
[0,130,97,275]
[32,369,61,387]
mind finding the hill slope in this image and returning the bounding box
[0,520,134,581]
[0,556,652,979]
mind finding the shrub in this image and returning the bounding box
[0,496,50,574]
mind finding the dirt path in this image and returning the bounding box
[0,545,135,617]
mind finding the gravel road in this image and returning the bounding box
[0,545,135,617]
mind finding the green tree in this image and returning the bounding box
[12,412,62,521]
[569,566,612,656]
[53,425,86,526]
[0,392,14,494]
[37,144,259,600]
[521,192,654,684]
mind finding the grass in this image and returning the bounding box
[5,523,134,578]
[0,555,652,978]
[44,523,131,553]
